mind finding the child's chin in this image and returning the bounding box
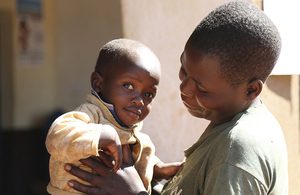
[122,120,135,127]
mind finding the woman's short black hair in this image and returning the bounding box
[188,1,281,87]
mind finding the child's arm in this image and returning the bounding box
[153,161,184,180]
[46,111,122,172]
[97,124,122,172]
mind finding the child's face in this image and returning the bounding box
[179,43,249,126]
[99,57,160,127]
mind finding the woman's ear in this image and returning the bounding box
[91,72,103,93]
[246,79,263,101]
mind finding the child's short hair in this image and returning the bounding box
[188,1,281,87]
[95,38,154,74]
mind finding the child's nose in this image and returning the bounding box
[180,77,194,98]
[132,94,144,106]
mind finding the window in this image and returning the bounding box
[264,0,300,75]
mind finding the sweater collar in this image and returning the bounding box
[91,89,126,127]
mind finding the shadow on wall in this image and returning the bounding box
[264,75,294,114]
[265,75,291,101]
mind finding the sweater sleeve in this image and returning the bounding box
[45,111,101,163]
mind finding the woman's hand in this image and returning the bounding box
[65,145,149,195]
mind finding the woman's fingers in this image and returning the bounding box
[65,163,102,186]
[79,157,111,177]
[68,180,102,195]
[64,157,110,186]
[65,156,149,195]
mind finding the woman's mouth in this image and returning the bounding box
[182,101,205,112]
[183,101,196,110]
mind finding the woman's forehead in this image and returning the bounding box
[181,45,225,88]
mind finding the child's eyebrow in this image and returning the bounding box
[151,85,159,90]
[123,72,159,89]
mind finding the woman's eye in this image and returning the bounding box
[179,66,187,81]
[145,92,154,99]
[181,65,187,75]
[196,84,207,93]
[124,84,133,90]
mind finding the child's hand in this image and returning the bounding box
[153,161,184,180]
[98,124,122,172]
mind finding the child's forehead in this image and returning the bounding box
[107,57,160,82]
[130,50,161,79]
[98,45,161,82]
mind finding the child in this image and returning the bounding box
[64,1,288,195]
[46,38,182,195]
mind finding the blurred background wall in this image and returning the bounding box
[0,0,299,194]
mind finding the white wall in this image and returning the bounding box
[55,0,123,112]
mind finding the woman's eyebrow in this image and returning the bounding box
[181,63,209,90]
[180,52,209,90]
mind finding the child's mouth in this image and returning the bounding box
[125,108,141,119]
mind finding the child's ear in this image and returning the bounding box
[246,79,263,101]
[91,72,103,93]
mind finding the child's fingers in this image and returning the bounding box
[98,150,114,168]
[106,142,123,172]
[104,150,112,155]
[111,151,122,172]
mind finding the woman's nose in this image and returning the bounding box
[180,77,194,98]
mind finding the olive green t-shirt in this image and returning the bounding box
[161,101,288,195]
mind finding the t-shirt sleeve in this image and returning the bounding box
[203,163,267,195]
[45,111,101,163]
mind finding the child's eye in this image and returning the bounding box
[145,92,154,99]
[124,83,133,90]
